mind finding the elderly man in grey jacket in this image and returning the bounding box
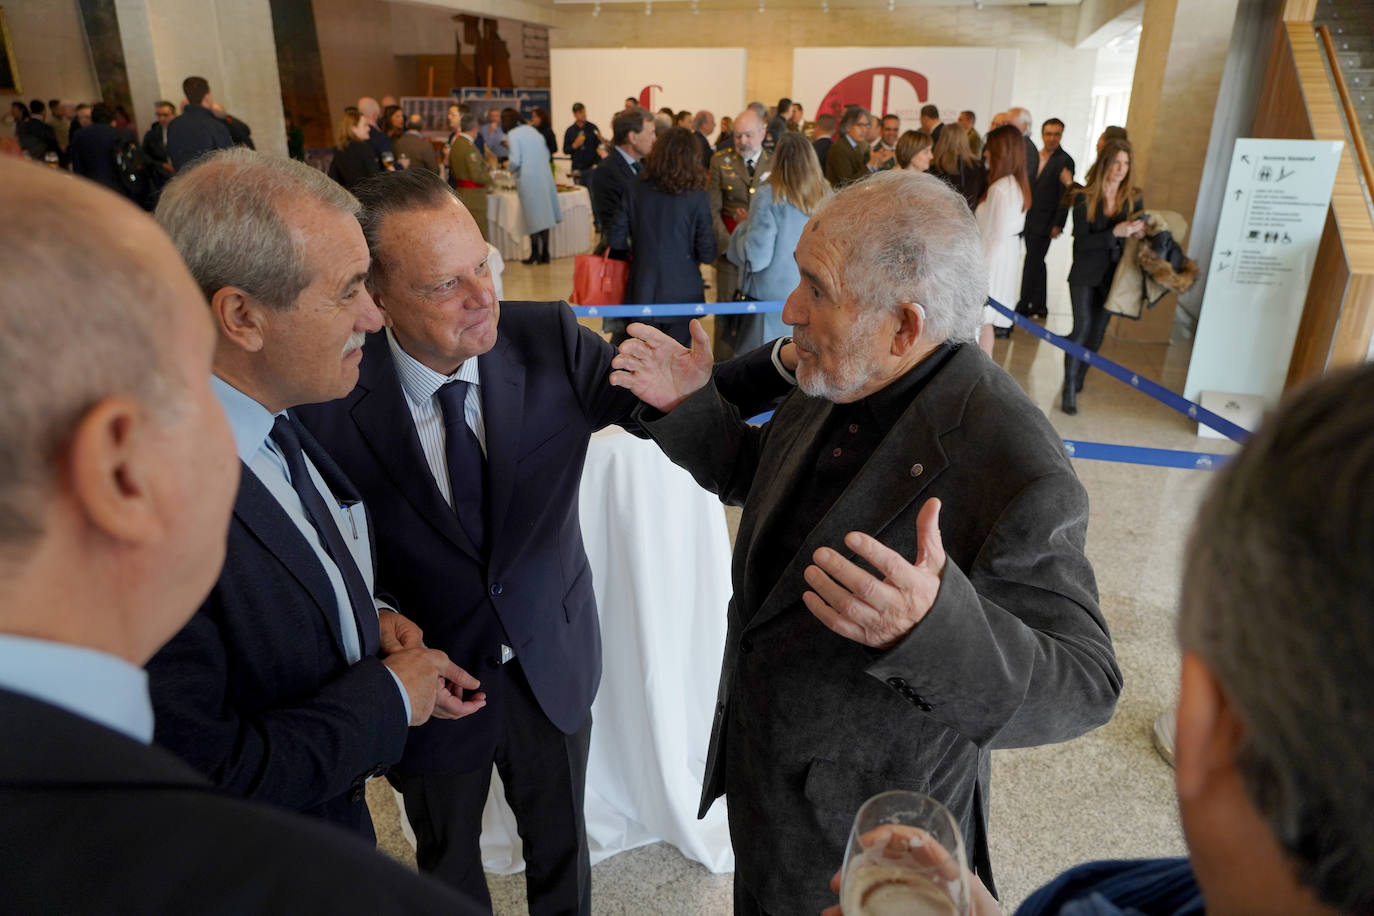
[610,170,1122,916]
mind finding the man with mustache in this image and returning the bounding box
[144,149,484,840]
[613,169,1121,914]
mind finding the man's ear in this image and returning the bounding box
[891,301,926,356]
[368,283,395,329]
[209,286,267,353]
[1175,651,1246,801]
[66,397,164,544]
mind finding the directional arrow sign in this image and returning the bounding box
[1234,189,1244,201]
[1241,154,1250,163]
[1219,249,1233,257]
[1219,262,1231,271]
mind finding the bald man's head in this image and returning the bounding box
[733,109,764,157]
[1,162,177,544]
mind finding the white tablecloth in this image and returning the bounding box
[487,186,594,262]
[395,426,735,874]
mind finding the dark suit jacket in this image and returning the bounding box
[1025,134,1041,184]
[812,135,833,168]
[145,420,408,836]
[696,130,714,171]
[1026,146,1075,235]
[69,122,134,192]
[641,344,1122,914]
[619,182,716,304]
[592,148,639,243]
[0,690,482,914]
[142,122,171,189]
[1068,193,1144,288]
[329,140,382,190]
[295,306,792,775]
[165,104,234,169]
[824,135,868,187]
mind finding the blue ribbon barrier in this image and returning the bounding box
[983,298,1250,444]
[569,300,785,318]
[574,298,1240,469]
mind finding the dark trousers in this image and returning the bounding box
[1064,279,1114,388]
[734,880,778,916]
[1017,231,1052,315]
[389,659,592,916]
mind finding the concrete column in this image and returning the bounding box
[114,0,286,157]
[1114,0,1240,342]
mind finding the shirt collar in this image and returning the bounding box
[212,375,276,464]
[616,146,637,167]
[0,633,154,744]
[854,342,958,429]
[846,134,859,148]
[387,327,479,407]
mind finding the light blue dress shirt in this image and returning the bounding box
[479,122,508,160]
[213,376,409,718]
[0,633,153,743]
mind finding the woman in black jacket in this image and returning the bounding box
[327,109,381,190]
[1061,137,1145,414]
[611,126,716,346]
[530,107,558,156]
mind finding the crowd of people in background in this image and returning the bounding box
[2,78,1144,410]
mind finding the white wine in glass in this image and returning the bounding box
[839,790,970,916]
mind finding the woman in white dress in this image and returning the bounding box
[974,123,1031,355]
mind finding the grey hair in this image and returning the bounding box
[692,110,713,132]
[0,161,174,555]
[459,112,477,132]
[811,170,985,344]
[1010,106,1032,131]
[155,147,359,310]
[653,112,672,136]
[838,106,870,134]
[747,100,767,118]
[1178,363,1374,913]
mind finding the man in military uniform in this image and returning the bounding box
[448,112,492,241]
[707,108,772,358]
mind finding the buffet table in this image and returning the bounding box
[487,186,594,262]
[394,425,736,874]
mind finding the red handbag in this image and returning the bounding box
[570,251,629,305]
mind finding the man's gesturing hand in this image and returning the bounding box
[802,498,947,649]
[609,319,713,412]
[383,648,485,725]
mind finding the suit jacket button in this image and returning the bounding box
[740,637,754,653]
[489,583,503,597]
[715,703,725,718]
[886,676,906,689]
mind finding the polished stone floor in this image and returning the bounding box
[368,243,1228,914]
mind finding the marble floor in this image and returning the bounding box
[369,244,1230,914]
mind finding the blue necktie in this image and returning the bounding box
[269,415,379,657]
[435,380,487,553]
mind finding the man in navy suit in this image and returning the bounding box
[0,156,485,914]
[592,106,655,259]
[295,167,796,913]
[144,149,484,841]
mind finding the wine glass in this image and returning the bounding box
[839,791,970,916]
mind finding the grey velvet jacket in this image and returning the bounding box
[641,343,1122,914]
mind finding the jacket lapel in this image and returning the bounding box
[233,465,347,658]
[742,348,981,634]
[349,336,483,562]
[477,336,525,551]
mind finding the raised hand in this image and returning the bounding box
[802,498,947,649]
[609,319,714,412]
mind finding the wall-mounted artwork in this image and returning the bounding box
[0,8,21,95]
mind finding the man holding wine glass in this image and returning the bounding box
[823,364,1374,916]
[611,169,1122,915]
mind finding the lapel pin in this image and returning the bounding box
[910,463,924,478]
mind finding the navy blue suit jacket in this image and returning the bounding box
[165,105,233,169]
[592,149,639,241]
[296,302,790,774]
[145,419,408,835]
[617,183,717,305]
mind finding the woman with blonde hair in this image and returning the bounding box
[894,130,933,172]
[327,108,381,190]
[727,130,830,340]
[1061,137,1145,414]
[928,123,985,211]
[975,123,1031,352]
